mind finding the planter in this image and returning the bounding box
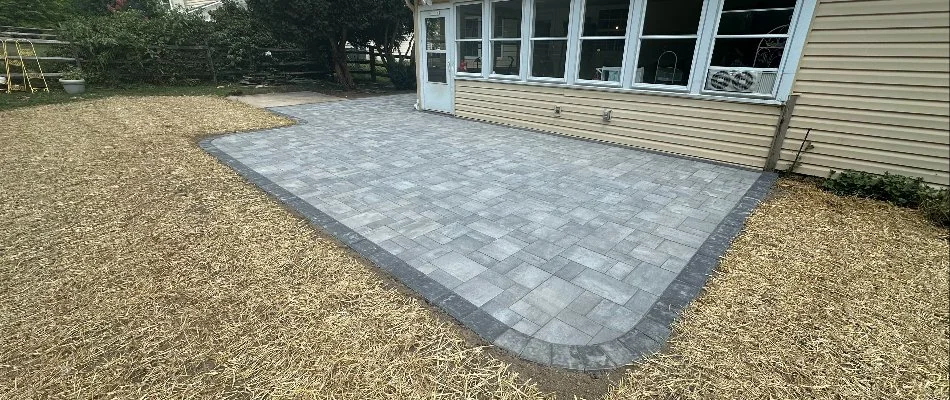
[59,79,86,95]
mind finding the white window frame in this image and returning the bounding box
[696,1,802,100]
[489,0,526,79]
[627,0,708,92]
[572,0,634,87]
[456,0,815,103]
[527,0,573,82]
[455,1,486,78]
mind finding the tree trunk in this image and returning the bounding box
[328,34,355,90]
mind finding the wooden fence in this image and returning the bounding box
[1,30,413,84]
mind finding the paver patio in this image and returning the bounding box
[202,94,774,370]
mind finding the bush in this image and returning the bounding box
[823,170,949,227]
[920,190,950,227]
[208,0,288,75]
[58,10,211,83]
[386,60,415,90]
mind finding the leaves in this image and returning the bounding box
[822,170,949,227]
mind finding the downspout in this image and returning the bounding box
[405,0,422,110]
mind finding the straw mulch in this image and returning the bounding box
[0,97,548,399]
[1,96,947,399]
[606,179,949,399]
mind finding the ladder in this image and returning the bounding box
[2,39,49,93]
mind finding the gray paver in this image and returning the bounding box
[535,318,593,345]
[431,252,486,282]
[522,276,584,316]
[572,269,639,305]
[506,263,551,289]
[624,263,678,296]
[206,94,768,370]
[455,277,504,307]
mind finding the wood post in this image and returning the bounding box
[369,46,377,82]
[765,94,799,171]
[204,43,217,84]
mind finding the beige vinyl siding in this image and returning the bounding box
[779,0,950,186]
[454,80,782,169]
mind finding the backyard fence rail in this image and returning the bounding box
[1,28,415,85]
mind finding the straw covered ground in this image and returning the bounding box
[1,96,947,399]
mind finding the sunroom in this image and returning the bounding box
[414,0,818,169]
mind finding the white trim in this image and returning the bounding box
[629,0,707,89]
[638,35,699,39]
[620,0,645,88]
[574,78,623,87]
[697,0,806,99]
[482,0,491,78]
[714,34,789,39]
[688,0,719,93]
[774,0,816,101]
[721,7,794,14]
[564,0,582,85]
[418,4,455,113]
[527,1,572,82]
[528,76,568,83]
[455,75,782,106]
[520,0,531,80]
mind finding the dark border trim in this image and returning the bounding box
[198,111,777,371]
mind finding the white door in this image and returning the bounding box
[420,8,453,113]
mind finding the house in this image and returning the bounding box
[166,0,230,19]
[412,0,950,186]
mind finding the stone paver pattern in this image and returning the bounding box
[205,94,770,369]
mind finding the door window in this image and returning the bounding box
[426,17,448,83]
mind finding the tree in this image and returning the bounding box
[247,0,412,90]
[0,0,68,27]
[350,0,412,67]
[71,0,165,17]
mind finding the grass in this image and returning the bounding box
[1,96,947,399]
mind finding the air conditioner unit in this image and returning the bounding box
[704,67,777,95]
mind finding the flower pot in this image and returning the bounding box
[59,79,86,95]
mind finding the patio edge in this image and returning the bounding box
[198,132,776,371]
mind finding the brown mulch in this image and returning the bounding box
[1,96,946,399]
[0,96,547,399]
[606,179,949,399]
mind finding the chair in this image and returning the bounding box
[754,24,789,68]
[654,50,682,85]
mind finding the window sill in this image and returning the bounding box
[453,75,784,106]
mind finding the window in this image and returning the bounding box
[704,0,797,95]
[425,17,447,83]
[491,0,523,76]
[453,0,809,101]
[530,0,571,79]
[457,4,484,74]
[633,0,704,87]
[577,0,629,83]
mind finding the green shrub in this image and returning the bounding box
[386,60,415,90]
[208,0,289,75]
[58,10,210,83]
[59,64,85,80]
[920,190,950,227]
[823,170,949,227]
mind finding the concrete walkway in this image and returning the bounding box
[201,94,774,370]
[227,91,342,108]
